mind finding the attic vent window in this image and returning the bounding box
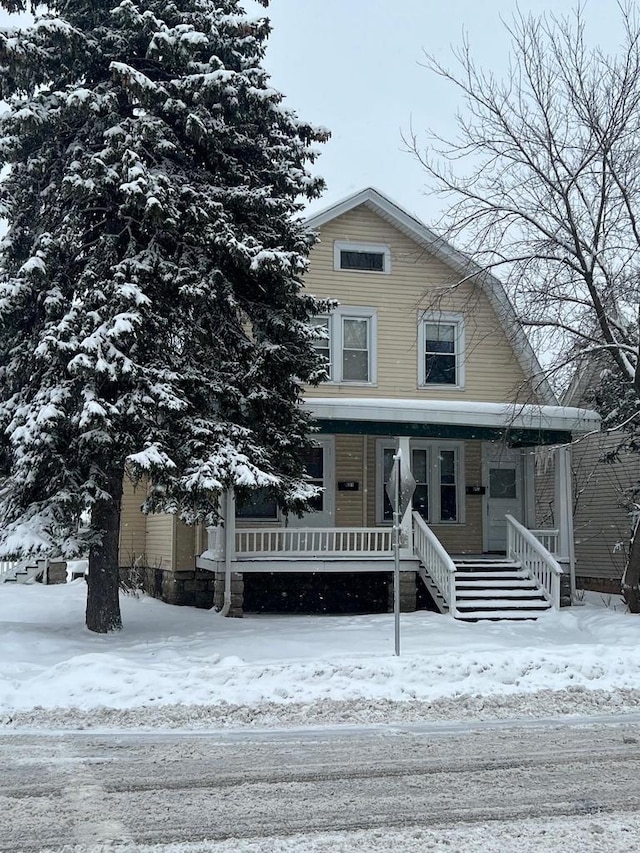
[334,241,390,274]
[341,250,384,271]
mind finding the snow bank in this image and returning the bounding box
[2,582,640,729]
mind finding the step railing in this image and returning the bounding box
[412,511,457,617]
[505,514,563,608]
[235,527,394,557]
[0,559,21,583]
[530,528,559,554]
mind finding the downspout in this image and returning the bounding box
[217,488,235,617]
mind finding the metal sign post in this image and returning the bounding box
[385,448,416,657]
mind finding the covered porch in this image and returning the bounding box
[196,398,600,619]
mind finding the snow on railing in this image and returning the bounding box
[412,511,457,618]
[530,528,559,554]
[235,527,394,557]
[506,514,563,609]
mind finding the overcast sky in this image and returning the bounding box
[0,1,626,228]
[247,0,626,225]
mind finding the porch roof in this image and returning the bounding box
[304,398,601,446]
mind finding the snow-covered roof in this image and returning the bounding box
[304,188,557,407]
[304,397,600,438]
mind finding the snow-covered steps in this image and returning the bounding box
[452,558,551,621]
[1,563,40,584]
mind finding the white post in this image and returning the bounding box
[215,488,236,617]
[554,445,575,599]
[224,488,236,564]
[393,453,401,656]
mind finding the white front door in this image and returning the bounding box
[483,444,524,552]
[288,437,335,527]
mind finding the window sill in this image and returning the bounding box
[320,380,378,387]
[418,383,466,392]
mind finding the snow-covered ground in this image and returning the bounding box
[2,580,640,729]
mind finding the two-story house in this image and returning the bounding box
[118,188,600,619]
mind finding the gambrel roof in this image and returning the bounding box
[304,187,557,407]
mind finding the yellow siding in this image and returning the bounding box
[175,520,198,570]
[118,476,147,567]
[305,205,536,403]
[145,513,174,569]
[335,434,366,526]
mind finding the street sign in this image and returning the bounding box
[385,452,416,521]
[386,448,416,657]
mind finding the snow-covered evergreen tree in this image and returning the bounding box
[0,0,329,632]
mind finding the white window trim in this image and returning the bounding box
[316,306,378,386]
[375,439,465,525]
[417,311,465,390]
[334,241,391,274]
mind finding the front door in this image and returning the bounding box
[288,437,335,527]
[483,444,524,552]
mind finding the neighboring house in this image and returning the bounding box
[559,363,639,594]
[119,188,600,619]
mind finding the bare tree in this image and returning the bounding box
[410,3,640,610]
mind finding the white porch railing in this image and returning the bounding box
[412,511,457,617]
[506,514,563,608]
[0,560,21,583]
[235,527,394,557]
[530,528,559,554]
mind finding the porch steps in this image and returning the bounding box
[452,558,551,621]
[1,563,40,584]
[417,566,448,615]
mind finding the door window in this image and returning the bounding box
[304,446,324,512]
[489,468,517,499]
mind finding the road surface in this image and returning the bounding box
[2,714,640,851]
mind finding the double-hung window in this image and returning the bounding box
[311,307,377,385]
[378,440,463,524]
[418,312,465,388]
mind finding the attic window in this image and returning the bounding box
[334,241,390,274]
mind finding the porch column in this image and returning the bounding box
[206,491,225,560]
[208,487,235,563]
[554,445,576,598]
[396,435,413,558]
[223,488,236,563]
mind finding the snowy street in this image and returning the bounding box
[3,717,640,852]
[4,583,640,849]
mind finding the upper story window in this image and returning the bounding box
[311,307,377,385]
[334,241,391,274]
[418,312,465,389]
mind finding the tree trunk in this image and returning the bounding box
[86,470,124,633]
[622,517,640,613]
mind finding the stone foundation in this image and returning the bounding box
[37,559,67,585]
[576,575,622,596]
[559,572,572,607]
[120,564,217,609]
[388,571,417,612]
[213,571,244,618]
